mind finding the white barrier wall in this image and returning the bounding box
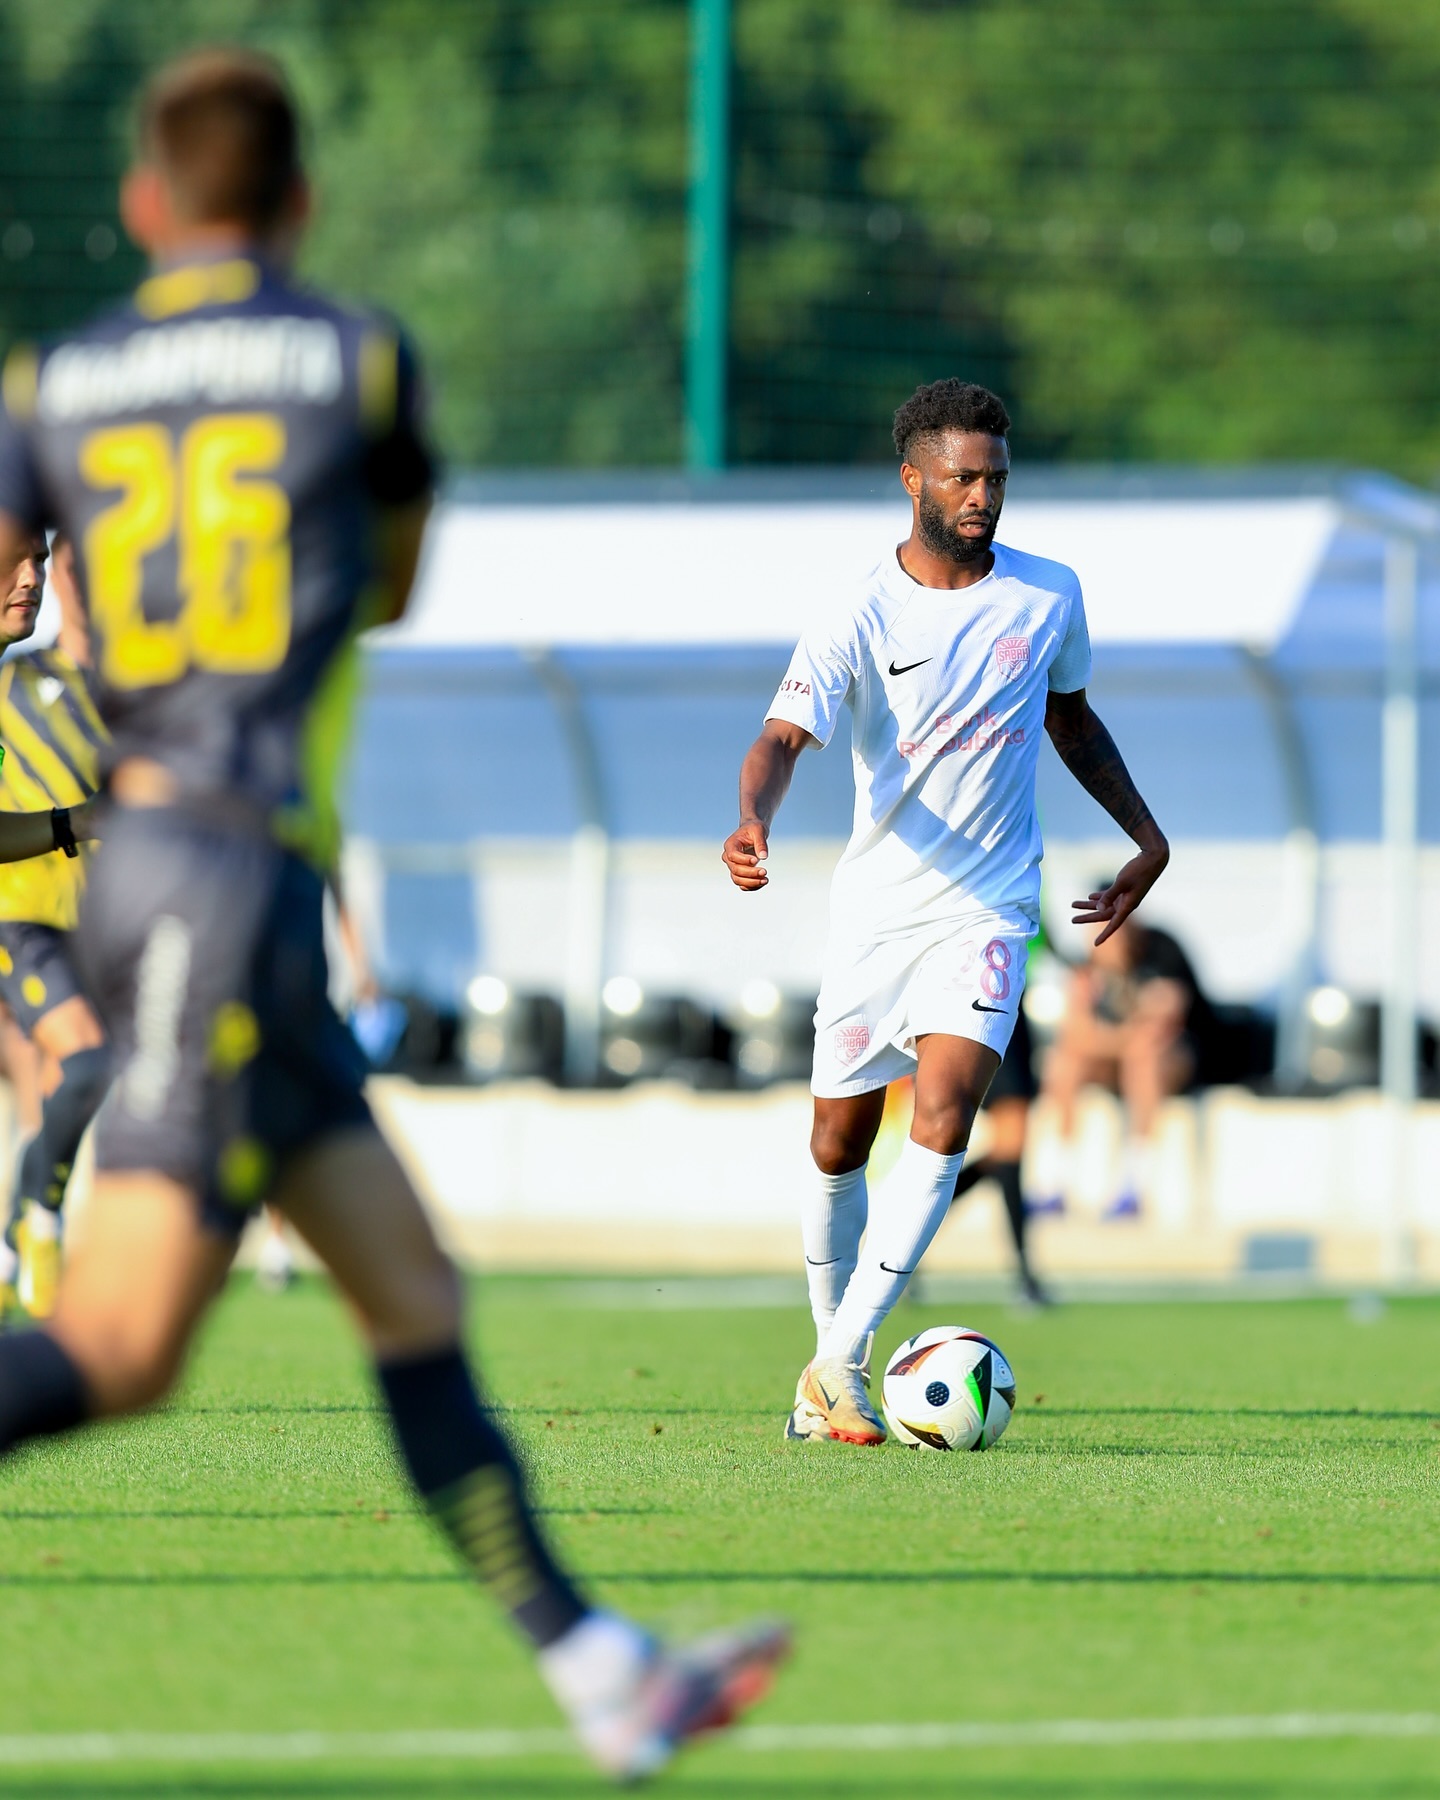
[346,836,1440,1019]
[368,1078,1440,1287]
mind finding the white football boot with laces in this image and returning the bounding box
[542,1610,791,1783]
[784,1333,886,1445]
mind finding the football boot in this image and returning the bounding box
[786,1347,886,1445]
[546,1612,791,1782]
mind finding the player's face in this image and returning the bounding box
[908,432,1010,565]
[0,535,48,648]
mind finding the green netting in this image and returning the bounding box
[3,1,1440,476]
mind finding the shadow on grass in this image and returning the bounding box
[0,1568,1435,1590]
[174,1401,1440,1425]
[0,1775,1435,1800]
[1039,1407,1440,1423]
[0,1507,664,1523]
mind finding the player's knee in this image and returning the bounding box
[910,1094,977,1155]
[57,1316,186,1417]
[810,1124,869,1176]
[362,1246,462,1356]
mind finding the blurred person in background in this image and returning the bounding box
[0,533,108,1318]
[949,1003,1049,1305]
[1035,915,1215,1218]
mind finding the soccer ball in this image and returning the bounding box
[881,1325,1017,1451]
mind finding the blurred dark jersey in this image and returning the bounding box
[0,252,433,859]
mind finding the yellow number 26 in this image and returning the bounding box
[80,413,292,690]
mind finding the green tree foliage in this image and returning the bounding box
[827,0,1440,471]
[2,0,1440,474]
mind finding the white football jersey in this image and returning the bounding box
[765,541,1091,939]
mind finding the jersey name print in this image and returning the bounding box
[0,251,433,856]
[765,541,1091,939]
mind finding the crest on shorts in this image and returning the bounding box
[834,1019,871,1066]
[995,636,1031,680]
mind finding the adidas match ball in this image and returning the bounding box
[881,1325,1016,1451]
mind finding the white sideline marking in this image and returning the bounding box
[0,1714,1434,1764]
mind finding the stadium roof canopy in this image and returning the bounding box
[378,465,1440,659]
[355,467,1440,1098]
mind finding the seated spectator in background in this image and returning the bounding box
[1036,917,1215,1218]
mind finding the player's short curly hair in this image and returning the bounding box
[892,379,1011,461]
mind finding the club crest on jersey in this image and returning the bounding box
[995,636,1031,681]
[834,1019,871,1066]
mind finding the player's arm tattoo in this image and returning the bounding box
[1044,690,1166,849]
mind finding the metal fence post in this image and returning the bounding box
[1380,533,1420,1282]
[685,0,731,471]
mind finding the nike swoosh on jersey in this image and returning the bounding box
[36,677,65,706]
[972,1000,1007,1014]
[887,658,931,676]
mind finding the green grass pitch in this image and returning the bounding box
[0,1276,1436,1797]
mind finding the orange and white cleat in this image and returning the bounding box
[785,1348,886,1445]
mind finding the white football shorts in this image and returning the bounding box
[810,912,1034,1098]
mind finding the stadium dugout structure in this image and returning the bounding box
[353,466,1439,1100]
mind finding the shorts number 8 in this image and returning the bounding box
[981,938,1012,1002]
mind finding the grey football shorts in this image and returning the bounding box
[77,805,372,1237]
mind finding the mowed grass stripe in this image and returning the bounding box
[0,1714,1437,1765]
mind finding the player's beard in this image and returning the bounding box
[917,485,998,564]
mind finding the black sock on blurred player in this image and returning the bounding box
[35,1046,111,1211]
[950,1157,990,1203]
[991,1160,1032,1274]
[378,1346,588,1649]
[5,1047,112,1255]
[0,1329,88,1448]
[953,1157,1038,1284]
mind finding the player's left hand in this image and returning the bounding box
[1071,843,1169,945]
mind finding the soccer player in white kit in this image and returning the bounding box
[722,380,1170,1444]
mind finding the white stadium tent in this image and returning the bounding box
[351,466,1440,1102]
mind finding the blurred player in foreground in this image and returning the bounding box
[723,380,1168,1445]
[0,51,785,1779]
[0,533,109,1317]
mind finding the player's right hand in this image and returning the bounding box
[722,820,770,891]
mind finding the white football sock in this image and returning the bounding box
[801,1164,868,1348]
[539,1610,654,1713]
[820,1139,965,1365]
